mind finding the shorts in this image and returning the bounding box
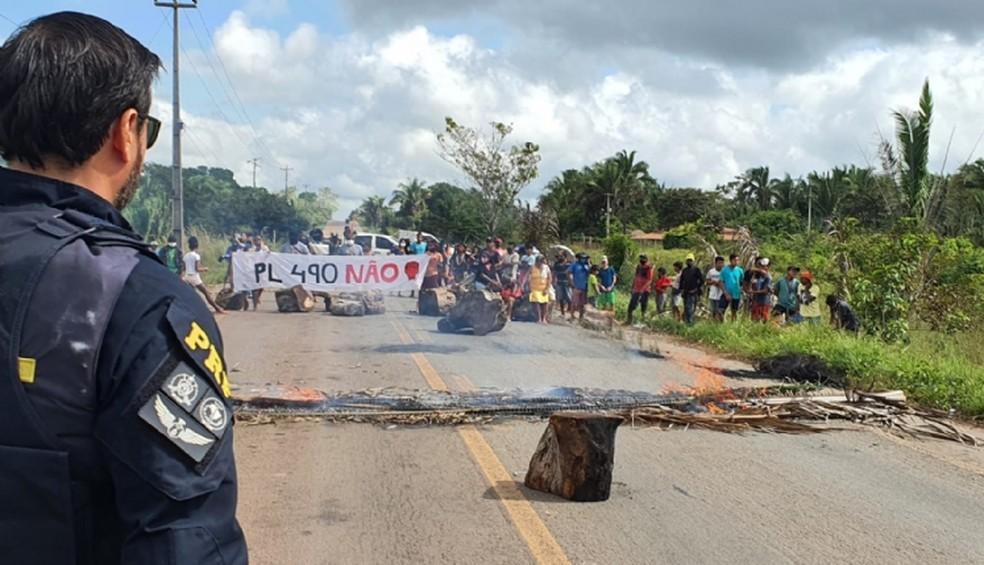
[709,296,724,316]
[183,273,203,286]
[554,284,572,305]
[529,289,550,304]
[571,289,587,308]
[751,303,771,321]
[672,293,683,308]
[720,296,741,312]
[596,291,616,307]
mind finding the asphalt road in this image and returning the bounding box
[220,295,984,565]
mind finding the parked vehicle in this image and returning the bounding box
[354,233,400,255]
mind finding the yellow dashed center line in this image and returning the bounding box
[389,316,570,565]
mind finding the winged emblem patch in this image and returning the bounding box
[139,392,216,463]
[154,395,213,446]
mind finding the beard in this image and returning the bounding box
[114,154,144,210]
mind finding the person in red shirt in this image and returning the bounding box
[652,266,672,316]
[627,254,654,325]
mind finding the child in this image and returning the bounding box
[653,267,671,315]
[183,236,224,314]
[670,261,684,322]
[587,265,600,308]
[500,280,522,319]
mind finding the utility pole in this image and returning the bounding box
[280,166,294,202]
[605,192,612,238]
[247,157,260,188]
[807,182,813,233]
[155,0,197,248]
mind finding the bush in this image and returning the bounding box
[602,233,638,287]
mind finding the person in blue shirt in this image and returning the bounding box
[411,232,429,255]
[719,253,745,322]
[596,257,618,311]
[568,253,591,321]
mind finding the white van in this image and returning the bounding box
[353,233,400,255]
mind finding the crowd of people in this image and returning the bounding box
[617,253,860,333]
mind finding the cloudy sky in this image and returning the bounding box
[5,1,984,218]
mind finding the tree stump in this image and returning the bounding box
[216,287,247,311]
[275,285,315,312]
[329,300,366,317]
[419,288,456,316]
[361,289,386,315]
[437,289,507,336]
[524,412,623,502]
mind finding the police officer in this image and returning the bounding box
[0,12,247,564]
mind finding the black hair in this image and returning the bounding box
[289,232,300,245]
[673,261,683,269]
[657,267,666,275]
[715,256,725,262]
[309,228,323,242]
[188,236,199,250]
[0,12,162,168]
[729,253,739,261]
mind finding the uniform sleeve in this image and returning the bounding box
[94,268,247,565]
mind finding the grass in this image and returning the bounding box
[605,292,984,416]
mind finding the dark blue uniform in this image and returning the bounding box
[0,167,247,564]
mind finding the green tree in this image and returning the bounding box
[390,177,430,228]
[353,195,392,231]
[436,117,541,236]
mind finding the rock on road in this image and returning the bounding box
[220,295,984,565]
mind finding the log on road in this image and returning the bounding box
[275,285,315,313]
[437,289,507,336]
[419,288,456,316]
[216,287,247,311]
[328,291,385,316]
[524,412,623,502]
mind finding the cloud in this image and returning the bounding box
[151,9,984,221]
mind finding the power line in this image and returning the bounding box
[182,11,280,168]
[193,8,281,167]
[0,12,20,28]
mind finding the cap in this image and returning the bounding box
[759,257,770,267]
[685,253,695,261]
[800,271,813,281]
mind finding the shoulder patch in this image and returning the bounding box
[138,360,230,464]
[165,302,232,398]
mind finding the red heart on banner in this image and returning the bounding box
[404,261,420,280]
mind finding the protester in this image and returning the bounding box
[749,259,773,322]
[500,279,522,319]
[719,254,745,322]
[247,237,267,310]
[253,235,270,252]
[707,256,725,322]
[596,257,618,312]
[281,232,310,254]
[474,252,502,291]
[679,253,704,325]
[494,237,507,259]
[411,232,428,255]
[337,237,364,256]
[158,233,182,275]
[552,253,572,316]
[827,294,860,334]
[773,266,801,323]
[184,236,223,313]
[627,254,654,326]
[502,244,521,283]
[653,267,671,315]
[450,243,471,282]
[528,255,553,323]
[569,252,590,322]
[587,265,600,307]
[308,229,331,255]
[799,271,822,324]
[671,261,684,322]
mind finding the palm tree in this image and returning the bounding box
[355,195,389,230]
[879,80,942,226]
[390,178,430,227]
[771,174,800,210]
[736,166,775,211]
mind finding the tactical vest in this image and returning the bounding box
[0,206,157,565]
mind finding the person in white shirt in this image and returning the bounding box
[706,255,725,322]
[183,236,224,313]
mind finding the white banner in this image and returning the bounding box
[231,251,426,292]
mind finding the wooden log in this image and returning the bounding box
[330,300,366,317]
[216,287,247,311]
[275,285,315,312]
[524,412,623,502]
[419,288,456,316]
[442,289,507,336]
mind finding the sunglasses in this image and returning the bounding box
[141,114,162,149]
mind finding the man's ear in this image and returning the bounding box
[111,108,141,164]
